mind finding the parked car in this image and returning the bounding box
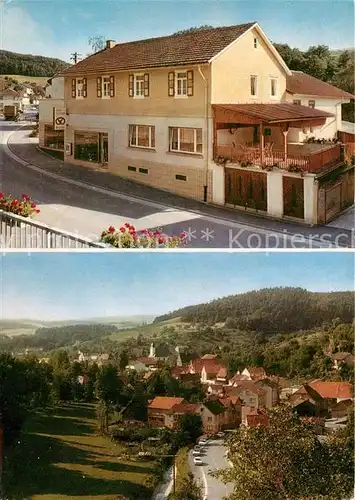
[193,456,203,465]
[192,449,201,456]
[198,438,208,446]
[217,431,225,438]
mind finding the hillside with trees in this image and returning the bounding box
[0,323,119,352]
[154,288,354,334]
[0,49,70,77]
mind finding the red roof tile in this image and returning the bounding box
[213,103,333,123]
[61,23,255,76]
[148,396,185,410]
[309,381,353,400]
[287,71,355,99]
[246,408,268,427]
[172,403,200,414]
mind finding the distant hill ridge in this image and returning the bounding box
[0,49,70,77]
[154,287,354,334]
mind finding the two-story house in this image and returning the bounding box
[148,396,199,428]
[59,22,354,225]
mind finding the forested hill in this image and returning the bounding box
[0,50,70,77]
[154,288,354,334]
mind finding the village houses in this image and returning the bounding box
[39,22,354,226]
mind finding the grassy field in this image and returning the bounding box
[1,74,49,85]
[4,403,157,500]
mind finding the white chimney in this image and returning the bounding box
[106,40,116,49]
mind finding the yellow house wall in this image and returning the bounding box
[211,27,287,104]
[64,65,211,118]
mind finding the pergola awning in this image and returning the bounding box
[212,103,333,128]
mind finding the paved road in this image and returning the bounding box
[1,119,353,248]
[189,439,234,499]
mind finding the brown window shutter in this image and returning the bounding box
[83,77,87,98]
[168,72,175,97]
[129,74,134,97]
[109,75,115,97]
[97,76,102,98]
[71,78,76,98]
[187,70,194,96]
[144,73,149,97]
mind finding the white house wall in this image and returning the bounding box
[68,114,211,169]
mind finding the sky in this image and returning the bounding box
[0,251,353,321]
[0,0,354,62]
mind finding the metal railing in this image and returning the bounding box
[0,210,107,249]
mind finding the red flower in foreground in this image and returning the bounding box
[120,227,126,233]
[108,225,115,233]
[36,209,40,214]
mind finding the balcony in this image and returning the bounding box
[214,142,342,174]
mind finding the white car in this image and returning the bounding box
[198,439,208,446]
[192,449,201,456]
[217,431,225,438]
[193,456,203,465]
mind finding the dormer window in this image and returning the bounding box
[253,37,258,49]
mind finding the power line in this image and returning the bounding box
[70,52,82,64]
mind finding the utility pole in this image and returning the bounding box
[70,52,82,64]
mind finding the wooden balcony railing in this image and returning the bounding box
[214,144,342,174]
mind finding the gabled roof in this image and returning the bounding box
[309,381,353,400]
[246,408,268,427]
[289,384,324,403]
[60,23,255,76]
[203,399,226,415]
[148,396,184,410]
[201,354,218,360]
[172,402,200,414]
[0,88,19,97]
[287,71,354,100]
[136,356,158,366]
[228,380,265,395]
[244,367,267,380]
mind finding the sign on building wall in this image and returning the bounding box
[53,107,67,130]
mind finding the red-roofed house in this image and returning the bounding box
[148,396,186,428]
[201,396,242,433]
[58,21,353,227]
[225,381,267,409]
[242,407,268,428]
[309,381,353,403]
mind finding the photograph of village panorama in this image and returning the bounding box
[0,251,354,499]
[0,0,354,249]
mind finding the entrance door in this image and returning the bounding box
[283,176,304,219]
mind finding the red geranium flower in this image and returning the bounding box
[108,225,115,233]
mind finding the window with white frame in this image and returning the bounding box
[129,125,155,149]
[102,76,110,97]
[175,71,188,97]
[270,77,278,97]
[169,127,202,154]
[134,74,145,97]
[76,78,84,98]
[250,75,258,97]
